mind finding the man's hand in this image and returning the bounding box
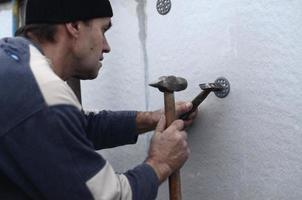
[145,116,190,183]
[136,101,198,134]
[175,101,198,127]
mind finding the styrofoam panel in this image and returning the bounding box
[81,0,302,199]
[147,0,302,199]
[0,9,12,38]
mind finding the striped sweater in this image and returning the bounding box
[0,37,158,200]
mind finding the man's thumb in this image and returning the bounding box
[155,115,166,133]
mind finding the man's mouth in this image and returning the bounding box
[99,57,104,67]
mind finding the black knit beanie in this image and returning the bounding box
[25,0,113,25]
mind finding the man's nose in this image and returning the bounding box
[103,37,111,53]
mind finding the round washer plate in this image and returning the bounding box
[214,77,230,98]
[157,0,171,15]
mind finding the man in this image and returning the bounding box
[0,0,197,199]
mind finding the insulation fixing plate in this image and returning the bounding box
[156,0,171,15]
[214,77,230,98]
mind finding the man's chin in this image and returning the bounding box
[73,70,100,80]
[72,63,102,80]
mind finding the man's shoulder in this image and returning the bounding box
[0,37,82,109]
[0,37,42,135]
[40,79,82,111]
[0,37,32,74]
[27,44,82,110]
[0,37,81,135]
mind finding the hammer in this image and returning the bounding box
[149,75,187,200]
[179,77,230,120]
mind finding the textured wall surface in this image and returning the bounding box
[0,6,12,38]
[82,1,302,199]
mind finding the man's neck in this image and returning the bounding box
[27,35,73,81]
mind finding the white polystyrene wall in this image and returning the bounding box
[83,1,302,199]
[0,5,12,38]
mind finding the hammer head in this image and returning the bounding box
[149,76,188,93]
[199,83,223,91]
[199,77,231,98]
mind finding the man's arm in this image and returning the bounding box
[85,110,139,150]
[0,106,159,200]
[84,101,197,149]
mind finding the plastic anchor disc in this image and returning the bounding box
[156,0,171,15]
[214,77,230,98]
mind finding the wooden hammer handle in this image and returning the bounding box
[164,92,182,200]
[169,172,182,200]
[164,92,176,126]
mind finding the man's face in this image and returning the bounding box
[72,17,112,80]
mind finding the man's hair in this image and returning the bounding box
[15,20,94,43]
[15,24,58,43]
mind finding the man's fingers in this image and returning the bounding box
[155,115,166,133]
[176,101,193,116]
[179,131,188,141]
[183,119,193,127]
[167,119,185,132]
[185,102,193,111]
[155,115,185,135]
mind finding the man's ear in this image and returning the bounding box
[65,22,81,38]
